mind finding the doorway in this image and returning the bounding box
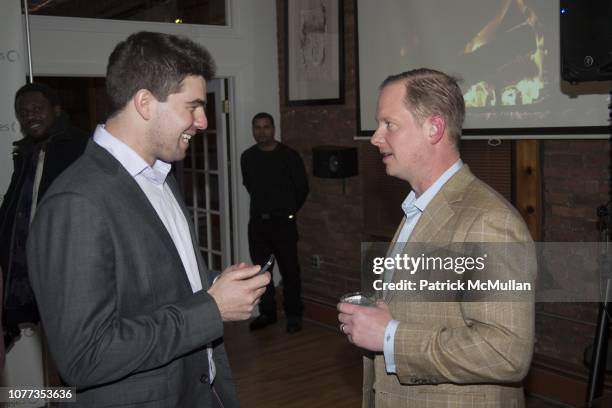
[175,78,234,273]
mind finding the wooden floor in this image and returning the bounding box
[224,318,363,408]
[224,318,565,408]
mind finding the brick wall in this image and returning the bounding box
[543,141,609,242]
[537,140,610,366]
[275,0,611,367]
[277,0,363,304]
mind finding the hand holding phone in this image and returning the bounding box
[258,254,275,275]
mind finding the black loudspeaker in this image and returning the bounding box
[312,146,358,179]
[560,1,612,83]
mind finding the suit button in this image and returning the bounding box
[200,374,208,383]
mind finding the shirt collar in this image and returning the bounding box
[93,125,171,185]
[401,159,463,217]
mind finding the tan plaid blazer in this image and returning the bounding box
[363,165,535,408]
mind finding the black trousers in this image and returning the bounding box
[248,216,303,318]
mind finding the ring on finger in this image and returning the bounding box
[340,323,346,334]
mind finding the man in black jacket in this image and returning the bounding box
[0,83,88,349]
[241,112,309,333]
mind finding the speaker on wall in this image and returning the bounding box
[560,1,612,83]
[312,146,358,179]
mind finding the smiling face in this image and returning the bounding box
[146,75,207,164]
[15,91,60,140]
[370,82,431,191]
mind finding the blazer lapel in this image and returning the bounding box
[385,166,475,302]
[89,142,193,292]
[409,197,455,243]
[382,217,407,301]
[409,165,475,243]
[166,175,211,289]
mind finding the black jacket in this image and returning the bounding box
[0,115,88,343]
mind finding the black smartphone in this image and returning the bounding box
[258,254,275,275]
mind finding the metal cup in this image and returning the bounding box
[339,291,376,306]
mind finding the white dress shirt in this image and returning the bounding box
[93,125,215,382]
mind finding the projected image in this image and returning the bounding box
[357,0,609,134]
[461,0,545,108]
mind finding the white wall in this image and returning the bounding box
[0,0,280,264]
[0,2,26,197]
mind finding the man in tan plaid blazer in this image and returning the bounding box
[338,69,535,407]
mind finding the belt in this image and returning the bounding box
[257,213,295,220]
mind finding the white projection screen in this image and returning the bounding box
[356,0,611,139]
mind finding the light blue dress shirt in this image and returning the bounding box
[383,159,463,373]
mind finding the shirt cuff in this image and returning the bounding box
[383,319,400,373]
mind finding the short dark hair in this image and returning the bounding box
[381,68,465,145]
[14,83,60,109]
[106,31,216,117]
[251,112,275,128]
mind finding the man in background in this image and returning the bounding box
[0,83,88,387]
[27,31,269,407]
[241,112,309,333]
[337,68,535,407]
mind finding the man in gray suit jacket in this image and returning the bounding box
[338,69,535,407]
[27,31,270,407]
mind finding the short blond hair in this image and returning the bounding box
[381,68,465,146]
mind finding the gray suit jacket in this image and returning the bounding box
[363,165,536,408]
[27,141,239,407]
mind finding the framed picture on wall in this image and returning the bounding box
[285,0,344,106]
